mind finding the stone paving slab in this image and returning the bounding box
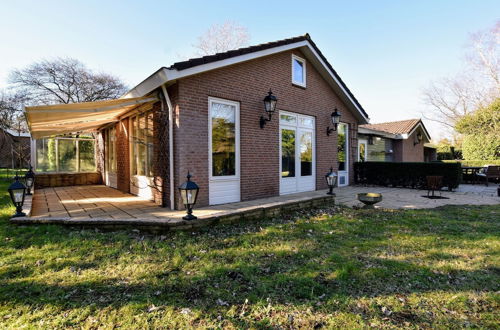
[13,185,336,231]
[12,183,499,231]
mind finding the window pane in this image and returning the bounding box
[338,124,347,171]
[58,139,77,172]
[110,127,116,172]
[300,117,314,128]
[359,142,366,162]
[79,139,96,172]
[146,112,154,177]
[280,114,297,125]
[36,138,56,172]
[300,132,312,176]
[138,115,146,176]
[211,102,236,176]
[131,117,137,175]
[281,129,295,178]
[293,58,304,83]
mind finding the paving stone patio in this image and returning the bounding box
[12,183,499,230]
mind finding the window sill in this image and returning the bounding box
[292,82,307,89]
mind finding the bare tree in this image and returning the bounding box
[466,21,500,90]
[422,21,499,132]
[0,89,29,131]
[1,57,128,136]
[193,21,250,56]
[8,57,127,105]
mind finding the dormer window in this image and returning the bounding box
[292,54,306,87]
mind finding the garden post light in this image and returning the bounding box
[24,165,35,195]
[8,175,27,217]
[327,109,341,136]
[325,167,337,195]
[260,89,278,128]
[178,172,199,220]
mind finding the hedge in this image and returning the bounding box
[440,160,500,167]
[354,162,462,190]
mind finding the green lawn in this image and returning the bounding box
[0,172,499,328]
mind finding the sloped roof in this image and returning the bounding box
[124,34,369,122]
[169,35,308,70]
[360,119,421,135]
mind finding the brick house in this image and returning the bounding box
[25,34,370,210]
[357,119,432,162]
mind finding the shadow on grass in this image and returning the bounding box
[1,204,498,316]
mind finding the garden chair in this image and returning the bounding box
[476,165,500,186]
[426,176,443,198]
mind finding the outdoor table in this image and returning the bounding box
[462,166,484,184]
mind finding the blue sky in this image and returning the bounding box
[1,0,498,138]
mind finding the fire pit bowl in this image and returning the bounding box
[357,193,383,209]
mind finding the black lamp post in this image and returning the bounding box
[260,89,278,128]
[24,166,35,195]
[325,167,337,195]
[327,109,341,136]
[8,175,27,217]
[178,172,199,220]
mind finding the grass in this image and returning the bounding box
[0,170,499,328]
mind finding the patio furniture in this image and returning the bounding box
[476,165,500,186]
[462,166,483,184]
[357,193,383,209]
[426,176,443,198]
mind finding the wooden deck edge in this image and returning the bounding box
[10,194,335,232]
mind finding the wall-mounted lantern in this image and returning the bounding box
[8,175,26,217]
[326,109,341,136]
[367,135,374,145]
[24,166,35,195]
[178,172,199,220]
[260,89,278,129]
[414,131,423,146]
[325,167,337,195]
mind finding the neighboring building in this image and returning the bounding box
[424,143,437,162]
[358,119,431,162]
[0,128,31,168]
[25,34,370,210]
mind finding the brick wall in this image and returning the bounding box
[393,130,424,162]
[401,130,425,162]
[172,49,362,209]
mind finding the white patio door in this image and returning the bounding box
[337,123,349,186]
[280,112,315,195]
[208,97,241,205]
[358,139,367,162]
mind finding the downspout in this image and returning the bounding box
[160,84,175,210]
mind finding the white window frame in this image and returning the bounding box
[208,97,240,181]
[279,110,316,195]
[337,122,349,186]
[292,54,306,87]
[105,126,117,174]
[129,111,154,178]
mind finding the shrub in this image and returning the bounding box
[354,162,462,190]
[461,134,500,160]
[440,160,500,167]
[437,145,462,160]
